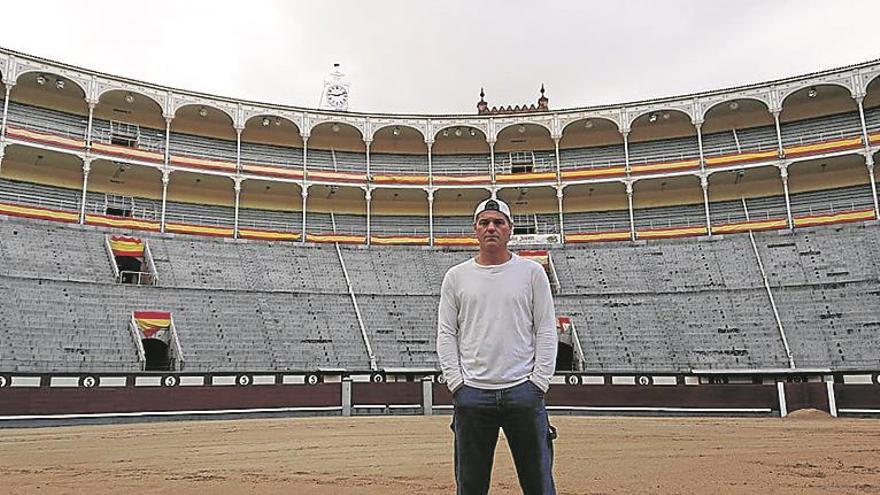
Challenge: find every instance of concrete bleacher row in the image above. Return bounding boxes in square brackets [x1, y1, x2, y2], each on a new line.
[1, 214, 879, 374]
[5, 100, 878, 174]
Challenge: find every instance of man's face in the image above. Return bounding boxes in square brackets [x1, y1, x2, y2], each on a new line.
[474, 210, 512, 250]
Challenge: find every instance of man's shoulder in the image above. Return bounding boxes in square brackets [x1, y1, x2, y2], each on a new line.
[444, 257, 475, 277]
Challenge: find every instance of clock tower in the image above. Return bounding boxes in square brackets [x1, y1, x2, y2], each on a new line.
[320, 63, 351, 111]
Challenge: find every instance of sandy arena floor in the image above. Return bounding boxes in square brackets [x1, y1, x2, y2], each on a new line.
[0, 412, 878, 494]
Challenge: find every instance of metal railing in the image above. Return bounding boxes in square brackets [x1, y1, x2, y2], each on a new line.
[118, 270, 156, 286]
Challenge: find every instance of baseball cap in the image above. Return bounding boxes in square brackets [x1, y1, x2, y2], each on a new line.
[473, 198, 512, 223]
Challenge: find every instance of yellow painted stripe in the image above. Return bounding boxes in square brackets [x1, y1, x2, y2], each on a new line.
[712, 218, 788, 234]
[238, 229, 301, 241]
[307, 170, 367, 182]
[561, 166, 626, 180]
[241, 164, 304, 179]
[564, 231, 631, 243]
[0, 202, 79, 222]
[637, 226, 707, 239]
[705, 150, 777, 166]
[171, 155, 237, 172]
[495, 171, 557, 183]
[370, 236, 430, 245]
[372, 175, 430, 185]
[91, 143, 164, 162]
[86, 214, 160, 230]
[630, 159, 700, 175]
[434, 236, 479, 246]
[784, 136, 862, 155]
[6, 127, 85, 149]
[307, 233, 366, 243]
[165, 223, 234, 237]
[432, 175, 492, 185]
[869, 132, 880, 144]
[794, 209, 875, 227]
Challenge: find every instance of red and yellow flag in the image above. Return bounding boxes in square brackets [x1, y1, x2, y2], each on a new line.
[110, 235, 144, 257]
[518, 250, 549, 268]
[134, 311, 171, 340]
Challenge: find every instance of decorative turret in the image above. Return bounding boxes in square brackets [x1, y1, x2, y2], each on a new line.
[477, 85, 550, 115]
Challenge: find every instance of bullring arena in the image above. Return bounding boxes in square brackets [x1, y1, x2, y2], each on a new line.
[1, 37, 880, 494]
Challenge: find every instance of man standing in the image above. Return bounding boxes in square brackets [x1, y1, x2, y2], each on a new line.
[437, 198, 558, 495]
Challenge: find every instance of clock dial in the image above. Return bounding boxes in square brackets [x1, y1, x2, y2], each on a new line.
[327, 84, 348, 109]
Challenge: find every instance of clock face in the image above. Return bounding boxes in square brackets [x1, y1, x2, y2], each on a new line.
[327, 84, 348, 109]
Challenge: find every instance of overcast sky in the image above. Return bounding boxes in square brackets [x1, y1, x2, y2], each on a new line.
[1, 1, 879, 114]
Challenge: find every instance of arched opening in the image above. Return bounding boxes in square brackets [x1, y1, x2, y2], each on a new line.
[371, 125, 427, 175]
[142, 338, 171, 371]
[308, 121, 366, 173]
[496, 185, 558, 235]
[559, 117, 624, 170]
[7, 71, 88, 145]
[241, 114, 303, 169]
[632, 175, 704, 231]
[495, 123, 554, 174]
[432, 126, 490, 177]
[629, 109, 698, 168]
[702, 98, 774, 159]
[779, 84, 860, 151]
[94, 89, 165, 152]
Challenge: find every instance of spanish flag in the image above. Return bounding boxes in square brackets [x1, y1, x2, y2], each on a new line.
[110, 235, 145, 257]
[518, 250, 549, 268]
[134, 311, 172, 341]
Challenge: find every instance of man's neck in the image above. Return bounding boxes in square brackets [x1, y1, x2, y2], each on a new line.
[475, 248, 512, 266]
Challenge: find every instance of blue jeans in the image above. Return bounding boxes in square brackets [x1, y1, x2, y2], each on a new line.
[452, 381, 557, 495]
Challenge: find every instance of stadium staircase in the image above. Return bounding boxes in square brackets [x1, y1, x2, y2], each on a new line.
[331, 211, 378, 371]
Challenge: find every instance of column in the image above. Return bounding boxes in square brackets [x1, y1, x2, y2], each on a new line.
[780, 165, 794, 230]
[79, 158, 92, 224]
[301, 186, 308, 243]
[364, 139, 372, 179]
[301, 134, 309, 181]
[365, 187, 372, 246]
[235, 126, 243, 173]
[160, 170, 170, 233]
[233, 177, 242, 239]
[626, 180, 636, 241]
[85, 100, 96, 149]
[426, 140, 433, 187]
[0, 83, 13, 140]
[488, 139, 496, 183]
[694, 120, 705, 170]
[855, 95, 871, 150]
[553, 136, 562, 183]
[701, 174, 712, 236]
[0, 144, 5, 175]
[428, 188, 435, 246]
[867, 155, 879, 220]
[772, 109, 784, 158]
[622, 129, 631, 173]
[163, 115, 173, 169]
[556, 186, 565, 244]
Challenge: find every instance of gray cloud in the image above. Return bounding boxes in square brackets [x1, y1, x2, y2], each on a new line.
[1, 0, 878, 114]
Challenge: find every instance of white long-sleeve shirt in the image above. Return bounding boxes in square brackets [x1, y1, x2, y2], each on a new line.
[436, 253, 558, 393]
